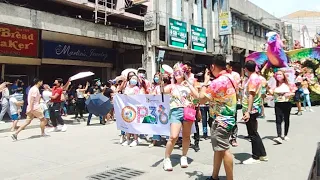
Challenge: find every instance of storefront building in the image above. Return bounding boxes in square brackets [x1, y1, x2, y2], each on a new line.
[0, 23, 40, 84]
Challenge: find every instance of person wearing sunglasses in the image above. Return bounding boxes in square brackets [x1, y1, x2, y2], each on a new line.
[163, 62, 199, 171]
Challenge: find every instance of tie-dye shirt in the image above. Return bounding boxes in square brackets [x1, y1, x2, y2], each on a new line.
[242, 73, 262, 114]
[204, 71, 237, 130]
[169, 84, 192, 109]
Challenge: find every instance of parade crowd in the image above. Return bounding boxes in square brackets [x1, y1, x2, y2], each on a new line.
[0, 54, 319, 180]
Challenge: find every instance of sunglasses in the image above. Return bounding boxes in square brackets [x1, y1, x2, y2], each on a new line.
[173, 71, 183, 76]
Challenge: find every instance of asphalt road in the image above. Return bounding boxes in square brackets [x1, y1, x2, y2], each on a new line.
[0, 106, 319, 180]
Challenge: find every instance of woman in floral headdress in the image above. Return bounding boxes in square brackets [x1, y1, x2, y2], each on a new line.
[163, 62, 199, 171]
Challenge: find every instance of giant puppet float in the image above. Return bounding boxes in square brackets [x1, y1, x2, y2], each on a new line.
[246, 32, 320, 103]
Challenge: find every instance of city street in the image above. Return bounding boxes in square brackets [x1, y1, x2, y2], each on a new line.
[0, 106, 319, 180]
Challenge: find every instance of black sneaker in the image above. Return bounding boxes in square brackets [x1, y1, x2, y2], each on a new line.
[194, 143, 200, 152]
[203, 135, 208, 140]
[11, 134, 17, 141]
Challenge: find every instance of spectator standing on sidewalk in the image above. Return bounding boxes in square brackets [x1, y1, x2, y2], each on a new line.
[0, 81, 11, 123]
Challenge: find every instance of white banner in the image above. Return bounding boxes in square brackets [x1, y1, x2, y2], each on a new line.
[114, 94, 195, 136]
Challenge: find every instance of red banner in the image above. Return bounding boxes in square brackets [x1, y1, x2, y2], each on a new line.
[0, 24, 38, 57]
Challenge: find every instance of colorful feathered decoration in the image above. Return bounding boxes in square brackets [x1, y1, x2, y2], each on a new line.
[266, 32, 289, 68]
[246, 32, 320, 70]
[286, 47, 320, 61]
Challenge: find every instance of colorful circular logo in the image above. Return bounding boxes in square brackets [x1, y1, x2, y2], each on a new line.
[159, 113, 169, 124]
[121, 106, 136, 123]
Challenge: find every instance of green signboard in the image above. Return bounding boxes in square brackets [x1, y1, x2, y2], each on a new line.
[168, 18, 188, 49]
[191, 25, 207, 53]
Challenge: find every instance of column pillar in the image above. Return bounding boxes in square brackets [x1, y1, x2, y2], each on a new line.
[1, 64, 5, 80]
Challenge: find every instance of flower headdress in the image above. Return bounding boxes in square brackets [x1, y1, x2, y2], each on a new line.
[173, 62, 188, 73]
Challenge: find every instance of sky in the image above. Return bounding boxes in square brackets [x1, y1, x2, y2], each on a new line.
[249, 0, 320, 17]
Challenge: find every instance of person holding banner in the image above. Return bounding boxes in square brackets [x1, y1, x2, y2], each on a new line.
[121, 74, 144, 147]
[149, 72, 162, 148]
[199, 56, 236, 180]
[163, 63, 199, 171]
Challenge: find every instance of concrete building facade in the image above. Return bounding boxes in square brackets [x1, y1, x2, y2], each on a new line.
[0, 0, 281, 82]
[282, 11, 320, 48]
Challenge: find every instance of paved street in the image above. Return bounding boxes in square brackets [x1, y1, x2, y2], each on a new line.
[0, 106, 319, 180]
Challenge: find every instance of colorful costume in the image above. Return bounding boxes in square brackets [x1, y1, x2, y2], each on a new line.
[246, 32, 320, 69]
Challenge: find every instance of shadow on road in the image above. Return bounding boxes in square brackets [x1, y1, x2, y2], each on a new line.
[234, 153, 251, 164]
[185, 171, 227, 180]
[266, 120, 276, 123]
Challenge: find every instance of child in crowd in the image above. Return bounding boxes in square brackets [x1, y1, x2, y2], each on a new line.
[9, 88, 24, 131]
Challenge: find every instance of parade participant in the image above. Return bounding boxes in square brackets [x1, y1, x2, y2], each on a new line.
[11, 78, 48, 141]
[242, 60, 268, 164]
[137, 67, 151, 94]
[184, 62, 197, 85]
[149, 72, 162, 148]
[226, 63, 241, 147]
[75, 82, 89, 121]
[199, 56, 236, 180]
[258, 72, 267, 119]
[302, 78, 314, 112]
[48, 78, 70, 132]
[163, 62, 199, 171]
[269, 70, 295, 144]
[121, 74, 141, 147]
[294, 82, 304, 116]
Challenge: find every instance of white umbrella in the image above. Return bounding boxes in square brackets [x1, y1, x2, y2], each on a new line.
[70, 71, 95, 81]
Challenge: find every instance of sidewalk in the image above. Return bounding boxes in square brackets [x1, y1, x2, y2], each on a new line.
[0, 114, 98, 133]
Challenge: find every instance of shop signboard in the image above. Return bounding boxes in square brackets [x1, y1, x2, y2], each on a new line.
[191, 25, 207, 53]
[168, 18, 188, 49]
[42, 41, 116, 62]
[219, 11, 232, 35]
[0, 24, 39, 57]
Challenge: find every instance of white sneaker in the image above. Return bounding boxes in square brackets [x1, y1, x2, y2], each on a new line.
[47, 127, 60, 133]
[148, 143, 154, 148]
[309, 109, 314, 112]
[61, 125, 67, 132]
[180, 156, 189, 168]
[0, 121, 5, 124]
[163, 158, 173, 171]
[129, 140, 138, 147]
[119, 136, 125, 144]
[284, 136, 290, 141]
[243, 157, 261, 165]
[273, 137, 283, 144]
[137, 137, 143, 144]
[122, 140, 130, 146]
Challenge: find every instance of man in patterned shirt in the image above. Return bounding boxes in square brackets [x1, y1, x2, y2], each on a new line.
[242, 60, 268, 165]
[200, 55, 236, 180]
[226, 63, 241, 147]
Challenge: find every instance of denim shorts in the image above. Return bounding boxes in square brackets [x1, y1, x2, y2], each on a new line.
[43, 109, 50, 119]
[11, 114, 19, 121]
[169, 107, 185, 124]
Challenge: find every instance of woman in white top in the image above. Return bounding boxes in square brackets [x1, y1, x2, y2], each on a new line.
[75, 82, 89, 120]
[0, 84, 11, 123]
